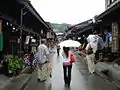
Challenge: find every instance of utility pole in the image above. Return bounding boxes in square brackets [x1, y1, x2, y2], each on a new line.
[20, 7, 25, 57]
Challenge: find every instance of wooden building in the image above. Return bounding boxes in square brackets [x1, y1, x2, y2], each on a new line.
[66, 19, 94, 44]
[96, 1, 120, 57]
[0, 0, 52, 56]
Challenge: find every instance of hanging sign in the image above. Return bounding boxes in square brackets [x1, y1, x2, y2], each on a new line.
[0, 20, 2, 34]
[25, 36, 30, 44]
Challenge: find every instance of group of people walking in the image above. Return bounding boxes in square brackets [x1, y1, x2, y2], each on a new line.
[35, 39, 75, 87]
[35, 37, 103, 88]
[35, 38, 98, 87]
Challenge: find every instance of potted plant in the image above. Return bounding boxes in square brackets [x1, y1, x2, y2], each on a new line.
[4, 55, 23, 76]
[13, 56, 22, 75]
[4, 55, 14, 76]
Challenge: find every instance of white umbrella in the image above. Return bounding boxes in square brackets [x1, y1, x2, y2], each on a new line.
[87, 34, 104, 51]
[87, 35, 98, 43]
[59, 40, 81, 47]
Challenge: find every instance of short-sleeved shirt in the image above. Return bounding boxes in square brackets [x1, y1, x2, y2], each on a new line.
[37, 44, 49, 64]
[62, 51, 72, 63]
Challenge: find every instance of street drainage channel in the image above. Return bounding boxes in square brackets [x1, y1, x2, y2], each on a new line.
[101, 69, 109, 76]
[101, 70, 120, 89]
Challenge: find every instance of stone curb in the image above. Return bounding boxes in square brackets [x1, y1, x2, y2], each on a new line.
[95, 68, 120, 88]
[75, 51, 120, 88]
[20, 69, 35, 90]
[0, 67, 33, 90]
[0, 77, 15, 89]
[20, 74, 32, 90]
[95, 68, 109, 80]
[0, 71, 34, 90]
[95, 62, 120, 88]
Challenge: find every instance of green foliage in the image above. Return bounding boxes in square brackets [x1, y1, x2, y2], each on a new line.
[5, 55, 23, 71]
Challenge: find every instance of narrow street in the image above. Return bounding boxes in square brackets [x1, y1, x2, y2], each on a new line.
[24, 49, 119, 90]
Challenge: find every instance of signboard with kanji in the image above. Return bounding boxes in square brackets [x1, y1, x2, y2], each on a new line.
[112, 22, 119, 53]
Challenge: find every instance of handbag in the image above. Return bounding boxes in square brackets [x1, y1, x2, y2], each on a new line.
[63, 61, 71, 66]
[63, 58, 71, 66]
[70, 52, 75, 63]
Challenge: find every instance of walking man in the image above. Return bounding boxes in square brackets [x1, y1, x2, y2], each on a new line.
[37, 39, 51, 82]
[57, 45, 60, 56]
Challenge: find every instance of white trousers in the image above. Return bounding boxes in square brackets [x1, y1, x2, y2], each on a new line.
[86, 54, 95, 73]
[37, 62, 52, 81]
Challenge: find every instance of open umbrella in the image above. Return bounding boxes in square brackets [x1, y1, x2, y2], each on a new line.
[58, 40, 81, 47]
[87, 34, 104, 51]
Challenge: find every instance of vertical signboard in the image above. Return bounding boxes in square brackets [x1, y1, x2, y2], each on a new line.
[112, 22, 119, 53]
[0, 20, 2, 34]
[0, 20, 3, 51]
[47, 32, 49, 39]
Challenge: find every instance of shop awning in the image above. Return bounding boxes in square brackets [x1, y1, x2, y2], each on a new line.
[76, 23, 94, 36]
[96, 2, 120, 20]
[17, 0, 49, 29]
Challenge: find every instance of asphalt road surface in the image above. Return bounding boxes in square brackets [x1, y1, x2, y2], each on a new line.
[24, 49, 119, 90]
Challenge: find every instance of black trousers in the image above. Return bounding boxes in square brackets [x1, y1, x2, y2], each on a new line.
[57, 49, 59, 56]
[63, 65, 72, 85]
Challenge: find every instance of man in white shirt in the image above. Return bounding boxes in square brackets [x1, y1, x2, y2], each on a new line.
[37, 39, 50, 82]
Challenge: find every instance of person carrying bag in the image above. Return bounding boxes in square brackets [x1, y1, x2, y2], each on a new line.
[62, 47, 75, 87]
[85, 43, 95, 74]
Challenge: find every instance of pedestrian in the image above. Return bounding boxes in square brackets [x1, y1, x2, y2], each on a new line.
[93, 31, 104, 61]
[85, 43, 95, 74]
[32, 50, 38, 68]
[57, 45, 60, 56]
[29, 52, 34, 69]
[62, 47, 75, 87]
[37, 39, 51, 82]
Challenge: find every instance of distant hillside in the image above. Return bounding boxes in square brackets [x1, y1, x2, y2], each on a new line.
[50, 23, 70, 33]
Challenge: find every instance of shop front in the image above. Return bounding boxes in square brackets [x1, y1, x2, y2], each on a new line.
[96, 2, 120, 62]
[0, 0, 51, 76]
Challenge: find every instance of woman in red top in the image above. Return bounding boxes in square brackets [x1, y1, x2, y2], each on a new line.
[62, 47, 75, 87]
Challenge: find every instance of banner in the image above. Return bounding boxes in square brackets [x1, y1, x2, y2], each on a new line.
[0, 21, 3, 51]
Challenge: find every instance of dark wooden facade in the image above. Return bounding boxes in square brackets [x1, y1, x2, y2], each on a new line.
[96, 1, 120, 55]
[0, 0, 53, 56]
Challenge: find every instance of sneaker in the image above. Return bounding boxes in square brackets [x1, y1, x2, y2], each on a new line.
[50, 74, 52, 77]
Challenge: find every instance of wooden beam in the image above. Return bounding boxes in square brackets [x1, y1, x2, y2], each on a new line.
[0, 15, 40, 36]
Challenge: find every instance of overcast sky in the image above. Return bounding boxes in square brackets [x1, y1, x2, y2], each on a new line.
[30, 0, 105, 25]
